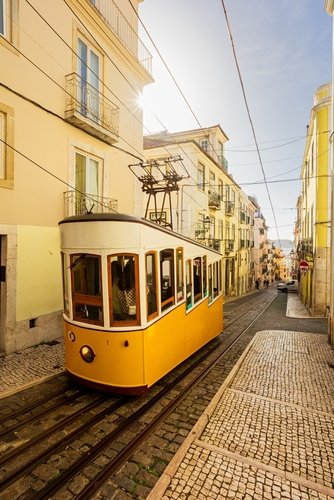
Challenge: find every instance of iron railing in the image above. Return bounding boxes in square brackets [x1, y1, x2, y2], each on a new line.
[89, 0, 152, 76]
[64, 191, 118, 217]
[65, 72, 119, 137]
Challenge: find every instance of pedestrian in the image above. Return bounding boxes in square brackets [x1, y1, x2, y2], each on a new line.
[255, 279, 260, 290]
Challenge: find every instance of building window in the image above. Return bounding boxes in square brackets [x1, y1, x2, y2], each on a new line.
[77, 38, 100, 122]
[209, 170, 215, 190]
[200, 139, 208, 152]
[74, 151, 102, 213]
[0, 104, 14, 189]
[0, 0, 6, 37]
[0, 111, 5, 179]
[0, 0, 19, 45]
[198, 162, 205, 191]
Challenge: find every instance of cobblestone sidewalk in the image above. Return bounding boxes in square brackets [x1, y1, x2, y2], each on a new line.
[0, 338, 64, 398]
[149, 330, 334, 499]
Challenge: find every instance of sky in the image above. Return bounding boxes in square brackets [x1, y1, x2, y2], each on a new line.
[138, 0, 332, 243]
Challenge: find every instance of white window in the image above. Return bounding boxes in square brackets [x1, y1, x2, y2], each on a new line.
[74, 152, 102, 213]
[200, 139, 208, 152]
[197, 163, 205, 191]
[209, 171, 215, 190]
[0, 103, 14, 189]
[0, 0, 7, 37]
[0, 111, 5, 179]
[77, 38, 100, 121]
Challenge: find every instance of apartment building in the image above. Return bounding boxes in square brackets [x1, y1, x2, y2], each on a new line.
[143, 125, 256, 298]
[0, 0, 153, 353]
[295, 83, 331, 316]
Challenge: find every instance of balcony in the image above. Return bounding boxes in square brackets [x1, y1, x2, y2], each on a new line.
[65, 73, 119, 144]
[225, 239, 234, 253]
[218, 155, 228, 171]
[208, 238, 221, 252]
[225, 201, 234, 216]
[239, 211, 246, 224]
[195, 225, 206, 240]
[208, 191, 220, 210]
[64, 191, 118, 217]
[89, 0, 152, 77]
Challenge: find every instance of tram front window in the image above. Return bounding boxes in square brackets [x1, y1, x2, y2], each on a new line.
[71, 254, 103, 325]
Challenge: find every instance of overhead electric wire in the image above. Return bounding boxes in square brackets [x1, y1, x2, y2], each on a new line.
[221, 0, 283, 247]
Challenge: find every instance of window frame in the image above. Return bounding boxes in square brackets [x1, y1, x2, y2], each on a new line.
[108, 253, 140, 326]
[160, 248, 175, 312]
[197, 162, 205, 191]
[70, 253, 104, 326]
[176, 247, 184, 302]
[0, 103, 14, 189]
[145, 251, 159, 322]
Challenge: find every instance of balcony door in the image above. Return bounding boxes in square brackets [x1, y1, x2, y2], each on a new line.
[78, 38, 100, 121]
[75, 152, 100, 214]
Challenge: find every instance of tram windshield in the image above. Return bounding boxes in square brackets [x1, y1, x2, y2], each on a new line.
[70, 254, 103, 325]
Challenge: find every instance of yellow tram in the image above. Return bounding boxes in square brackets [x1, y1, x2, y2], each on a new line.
[59, 213, 224, 394]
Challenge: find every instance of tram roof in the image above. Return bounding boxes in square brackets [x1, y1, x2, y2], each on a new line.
[59, 213, 222, 255]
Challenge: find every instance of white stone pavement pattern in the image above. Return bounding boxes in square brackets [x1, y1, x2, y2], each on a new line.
[148, 330, 334, 500]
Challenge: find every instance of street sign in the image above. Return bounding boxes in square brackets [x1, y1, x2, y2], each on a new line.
[299, 260, 309, 271]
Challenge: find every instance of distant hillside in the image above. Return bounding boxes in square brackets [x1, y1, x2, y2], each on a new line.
[273, 239, 292, 249]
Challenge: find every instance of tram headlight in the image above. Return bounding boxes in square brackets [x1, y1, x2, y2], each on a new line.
[80, 345, 95, 363]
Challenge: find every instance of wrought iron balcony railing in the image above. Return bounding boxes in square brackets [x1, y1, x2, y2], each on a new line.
[225, 201, 234, 216]
[208, 191, 220, 210]
[225, 239, 234, 252]
[208, 238, 221, 251]
[89, 0, 152, 76]
[65, 73, 119, 144]
[64, 191, 118, 217]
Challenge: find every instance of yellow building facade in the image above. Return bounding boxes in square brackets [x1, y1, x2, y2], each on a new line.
[143, 125, 257, 299]
[296, 83, 331, 316]
[0, 0, 153, 353]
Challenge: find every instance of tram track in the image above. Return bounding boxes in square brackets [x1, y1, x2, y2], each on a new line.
[0, 289, 277, 499]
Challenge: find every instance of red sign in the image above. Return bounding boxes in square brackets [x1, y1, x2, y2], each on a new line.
[299, 260, 309, 270]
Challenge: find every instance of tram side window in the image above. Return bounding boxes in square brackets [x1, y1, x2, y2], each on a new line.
[160, 249, 174, 312]
[208, 264, 213, 303]
[61, 252, 69, 317]
[186, 259, 192, 310]
[193, 257, 202, 304]
[71, 254, 103, 325]
[218, 259, 222, 293]
[213, 261, 219, 298]
[176, 247, 184, 302]
[109, 254, 139, 324]
[203, 255, 207, 297]
[146, 252, 158, 320]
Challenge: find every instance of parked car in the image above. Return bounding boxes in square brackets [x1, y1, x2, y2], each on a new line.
[276, 279, 298, 292]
